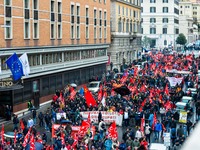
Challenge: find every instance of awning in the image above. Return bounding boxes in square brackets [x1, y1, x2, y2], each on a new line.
[0, 85, 24, 91]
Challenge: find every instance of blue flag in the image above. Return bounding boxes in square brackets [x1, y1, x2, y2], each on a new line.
[6, 53, 23, 81]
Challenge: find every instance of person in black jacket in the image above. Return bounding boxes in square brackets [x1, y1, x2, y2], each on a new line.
[12, 114, 19, 131]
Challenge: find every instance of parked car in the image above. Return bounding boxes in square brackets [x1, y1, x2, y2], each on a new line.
[88, 81, 102, 93]
[194, 40, 200, 50]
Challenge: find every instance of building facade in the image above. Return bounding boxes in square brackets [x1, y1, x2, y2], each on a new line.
[109, 0, 142, 71]
[0, 0, 110, 116]
[141, 0, 179, 49]
[179, 1, 199, 42]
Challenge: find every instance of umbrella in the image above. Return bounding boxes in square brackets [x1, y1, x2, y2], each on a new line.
[114, 85, 131, 96]
[25, 142, 43, 150]
[61, 120, 72, 124]
[70, 83, 77, 88]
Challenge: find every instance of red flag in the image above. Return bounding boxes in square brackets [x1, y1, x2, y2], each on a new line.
[111, 88, 115, 96]
[84, 86, 97, 107]
[70, 88, 77, 100]
[61, 132, 65, 145]
[30, 134, 35, 150]
[14, 130, 17, 145]
[165, 100, 172, 111]
[20, 119, 25, 130]
[59, 92, 65, 103]
[72, 134, 78, 149]
[120, 75, 128, 84]
[164, 84, 170, 96]
[140, 115, 145, 134]
[152, 112, 157, 130]
[87, 113, 91, 125]
[22, 128, 31, 147]
[140, 84, 146, 93]
[98, 85, 103, 101]
[108, 121, 118, 139]
[78, 120, 90, 137]
[1, 124, 4, 145]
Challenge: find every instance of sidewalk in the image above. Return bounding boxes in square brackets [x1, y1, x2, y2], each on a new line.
[3, 101, 52, 137]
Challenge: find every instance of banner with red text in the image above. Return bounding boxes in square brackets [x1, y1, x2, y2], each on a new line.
[80, 111, 123, 126]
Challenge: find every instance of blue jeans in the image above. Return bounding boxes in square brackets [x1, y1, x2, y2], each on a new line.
[154, 131, 160, 141]
[33, 118, 36, 125]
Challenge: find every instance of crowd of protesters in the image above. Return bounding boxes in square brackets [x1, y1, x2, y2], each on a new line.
[0, 51, 199, 150]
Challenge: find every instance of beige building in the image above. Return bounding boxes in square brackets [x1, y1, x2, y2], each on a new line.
[109, 0, 142, 71]
[179, 0, 200, 40]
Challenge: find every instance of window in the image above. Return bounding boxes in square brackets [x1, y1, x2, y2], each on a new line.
[163, 7, 168, 13]
[71, 25, 75, 39]
[86, 26, 89, 39]
[164, 40, 167, 46]
[99, 27, 102, 38]
[51, 23, 55, 39]
[150, 0, 156, 3]
[150, 28, 156, 34]
[150, 18, 156, 23]
[57, 24, 62, 39]
[118, 5, 120, 14]
[175, 28, 179, 34]
[24, 0, 30, 19]
[33, 0, 38, 20]
[104, 11, 106, 26]
[50, 0, 55, 22]
[86, 7, 89, 25]
[126, 20, 129, 32]
[5, 0, 12, 18]
[5, 20, 11, 39]
[94, 27, 97, 39]
[163, 0, 168, 3]
[163, 28, 167, 34]
[33, 22, 38, 39]
[76, 25, 80, 39]
[162, 18, 168, 23]
[174, 19, 179, 24]
[99, 10, 102, 26]
[71, 5, 74, 23]
[58, 2, 62, 22]
[141, 28, 143, 34]
[94, 9, 97, 26]
[150, 7, 156, 13]
[77, 6, 80, 24]
[104, 27, 106, 38]
[24, 21, 30, 39]
[118, 19, 121, 32]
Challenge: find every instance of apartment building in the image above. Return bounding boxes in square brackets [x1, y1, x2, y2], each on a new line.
[141, 0, 179, 49]
[179, 1, 199, 42]
[109, 0, 142, 71]
[0, 0, 110, 116]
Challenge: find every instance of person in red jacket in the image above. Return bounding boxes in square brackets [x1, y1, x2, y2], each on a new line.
[140, 137, 148, 150]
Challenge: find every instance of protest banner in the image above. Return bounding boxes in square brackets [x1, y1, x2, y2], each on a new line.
[80, 111, 123, 126]
[56, 112, 66, 120]
[179, 111, 187, 123]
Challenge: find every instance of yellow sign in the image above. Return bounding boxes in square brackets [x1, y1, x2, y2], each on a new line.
[179, 111, 187, 123]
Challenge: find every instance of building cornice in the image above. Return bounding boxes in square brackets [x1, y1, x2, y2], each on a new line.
[113, 0, 141, 9]
[0, 44, 110, 56]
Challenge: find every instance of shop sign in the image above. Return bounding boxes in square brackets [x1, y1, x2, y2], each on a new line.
[0, 80, 13, 87]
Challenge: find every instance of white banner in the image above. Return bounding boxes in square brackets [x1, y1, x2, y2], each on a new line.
[56, 112, 66, 120]
[80, 111, 123, 126]
[166, 77, 183, 87]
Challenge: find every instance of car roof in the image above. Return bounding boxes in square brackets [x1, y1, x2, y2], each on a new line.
[89, 81, 101, 84]
[176, 102, 187, 106]
[182, 96, 193, 100]
[187, 88, 197, 92]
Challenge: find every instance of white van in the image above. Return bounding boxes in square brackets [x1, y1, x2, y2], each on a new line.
[88, 81, 101, 93]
